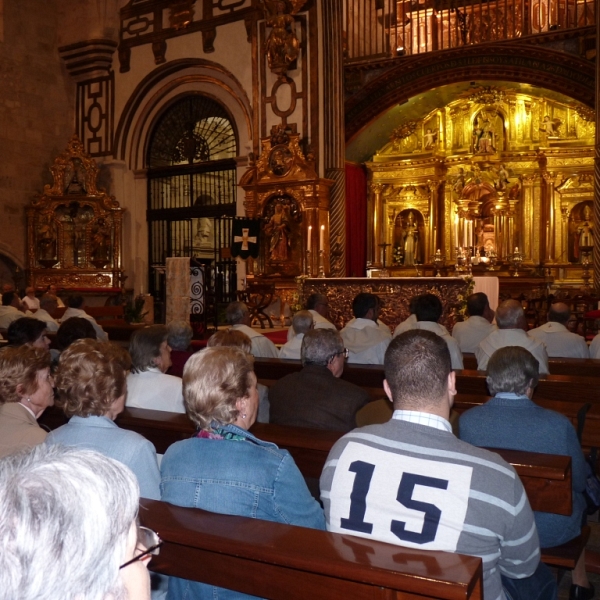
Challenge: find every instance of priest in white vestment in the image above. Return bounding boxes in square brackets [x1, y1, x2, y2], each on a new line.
[226, 301, 279, 358]
[340, 293, 391, 365]
[452, 292, 496, 353]
[476, 299, 549, 373]
[528, 303, 589, 359]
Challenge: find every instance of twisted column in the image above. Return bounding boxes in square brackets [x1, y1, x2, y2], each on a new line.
[322, 0, 346, 276]
[594, 4, 600, 290]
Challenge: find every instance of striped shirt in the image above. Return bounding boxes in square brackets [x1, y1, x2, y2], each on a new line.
[320, 419, 540, 600]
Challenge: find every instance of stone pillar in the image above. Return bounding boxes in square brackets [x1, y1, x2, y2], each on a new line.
[322, 0, 346, 276]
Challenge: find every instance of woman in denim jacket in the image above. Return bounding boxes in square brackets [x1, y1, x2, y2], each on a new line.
[161, 346, 326, 600]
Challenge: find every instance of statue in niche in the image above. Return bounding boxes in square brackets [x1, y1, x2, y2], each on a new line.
[567, 203, 593, 263]
[423, 128, 437, 149]
[452, 168, 466, 197]
[398, 211, 420, 266]
[265, 202, 291, 261]
[541, 115, 562, 138]
[575, 204, 593, 262]
[37, 214, 57, 263]
[91, 218, 111, 265]
[476, 120, 496, 154]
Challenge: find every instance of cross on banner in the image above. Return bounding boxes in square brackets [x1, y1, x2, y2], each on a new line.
[231, 218, 260, 259]
[234, 228, 257, 251]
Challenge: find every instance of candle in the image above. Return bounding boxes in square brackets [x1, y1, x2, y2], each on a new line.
[454, 216, 458, 248]
[307, 226, 312, 253]
[320, 225, 325, 252]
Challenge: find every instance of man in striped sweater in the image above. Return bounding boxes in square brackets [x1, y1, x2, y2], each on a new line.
[320, 330, 557, 600]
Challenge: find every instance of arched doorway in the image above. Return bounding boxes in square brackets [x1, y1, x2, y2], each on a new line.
[146, 94, 238, 322]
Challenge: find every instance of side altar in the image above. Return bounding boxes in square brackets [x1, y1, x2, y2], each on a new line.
[298, 277, 470, 331]
[26, 135, 124, 294]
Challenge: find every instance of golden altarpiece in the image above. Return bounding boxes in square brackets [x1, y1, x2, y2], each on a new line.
[239, 125, 333, 286]
[26, 136, 124, 292]
[367, 86, 595, 290]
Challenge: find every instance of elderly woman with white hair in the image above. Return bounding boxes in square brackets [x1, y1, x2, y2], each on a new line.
[0, 444, 155, 600]
[160, 345, 325, 600]
[126, 325, 185, 413]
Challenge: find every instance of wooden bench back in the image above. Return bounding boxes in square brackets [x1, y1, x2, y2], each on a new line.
[38, 406, 572, 516]
[139, 498, 484, 600]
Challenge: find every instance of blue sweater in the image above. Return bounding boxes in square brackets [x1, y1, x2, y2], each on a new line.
[458, 393, 586, 547]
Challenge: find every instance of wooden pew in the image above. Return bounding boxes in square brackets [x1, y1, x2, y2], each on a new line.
[39, 405, 582, 568]
[139, 498, 484, 600]
[255, 359, 600, 407]
[463, 353, 600, 378]
[39, 405, 574, 516]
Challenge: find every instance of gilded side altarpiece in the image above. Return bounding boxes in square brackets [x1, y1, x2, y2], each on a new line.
[239, 126, 333, 279]
[366, 86, 595, 288]
[26, 135, 124, 291]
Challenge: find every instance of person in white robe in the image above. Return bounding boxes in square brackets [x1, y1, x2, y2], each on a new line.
[476, 299, 549, 373]
[528, 303, 589, 359]
[226, 301, 279, 359]
[452, 292, 496, 353]
[340, 293, 391, 365]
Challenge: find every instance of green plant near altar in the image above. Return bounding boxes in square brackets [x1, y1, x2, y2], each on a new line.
[124, 294, 148, 324]
[455, 275, 475, 319]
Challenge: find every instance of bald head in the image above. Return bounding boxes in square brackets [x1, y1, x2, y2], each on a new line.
[548, 302, 570, 325]
[495, 299, 527, 331]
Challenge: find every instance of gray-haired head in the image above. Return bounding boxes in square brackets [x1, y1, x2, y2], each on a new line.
[548, 302, 570, 325]
[225, 302, 249, 325]
[0, 445, 139, 600]
[39, 294, 58, 313]
[167, 320, 194, 351]
[301, 329, 344, 367]
[495, 299, 526, 330]
[129, 324, 168, 373]
[292, 310, 313, 335]
[486, 346, 539, 395]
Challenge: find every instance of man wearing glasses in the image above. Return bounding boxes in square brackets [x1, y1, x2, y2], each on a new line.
[270, 328, 370, 433]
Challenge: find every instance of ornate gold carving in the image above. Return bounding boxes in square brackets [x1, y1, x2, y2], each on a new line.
[169, 0, 195, 30]
[298, 277, 468, 331]
[27, 136, 124, 291]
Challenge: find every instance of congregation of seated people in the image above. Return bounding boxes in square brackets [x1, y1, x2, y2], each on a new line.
[2, 287, 600, 600]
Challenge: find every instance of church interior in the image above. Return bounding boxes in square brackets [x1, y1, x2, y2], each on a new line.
[3, 2, 600, 598]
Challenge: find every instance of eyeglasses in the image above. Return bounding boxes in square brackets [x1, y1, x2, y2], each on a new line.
[119, 526, 162, 569]
[334, 348, 349, 359]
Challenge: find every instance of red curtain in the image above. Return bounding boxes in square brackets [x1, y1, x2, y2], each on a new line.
[345, 162, 367, 277]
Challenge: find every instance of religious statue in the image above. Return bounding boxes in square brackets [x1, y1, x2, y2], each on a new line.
[478, 121, 496, 153]
[37, 214, 57, 262]
[452, 168, 466, 197]
[402, 211, 420, 266]
[91, 217, 111, 265]
[574, 204, 593, 262]
[265, 202, 291, 261]
[424, 128, 437, 149]
[541, 115, 562, 137]
[262, 0, 306, 76]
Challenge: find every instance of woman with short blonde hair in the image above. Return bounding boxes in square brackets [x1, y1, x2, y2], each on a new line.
[0, 345, 54, 459]
[161, 345, 325, 600]
[46, 339, 160, 500]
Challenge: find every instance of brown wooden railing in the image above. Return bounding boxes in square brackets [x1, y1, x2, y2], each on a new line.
[343, 0, 596, 63]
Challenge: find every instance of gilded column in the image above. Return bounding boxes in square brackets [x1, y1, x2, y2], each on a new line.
[322, 0, 346, 276]
[543, 172, 556, 262]
[371, 184, 384, 267]
[594, 5, 600, 289]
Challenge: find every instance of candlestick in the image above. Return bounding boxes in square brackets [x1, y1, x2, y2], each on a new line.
[307, 225, 312, 253]
[320, 225, 325, 252]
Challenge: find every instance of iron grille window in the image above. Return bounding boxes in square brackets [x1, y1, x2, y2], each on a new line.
[147, 95, 238, 325]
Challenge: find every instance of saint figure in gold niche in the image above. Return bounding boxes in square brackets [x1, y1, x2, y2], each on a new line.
[265, 203, 291, 262]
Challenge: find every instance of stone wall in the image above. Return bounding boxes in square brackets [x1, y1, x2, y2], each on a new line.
[0, 0, 74, 278]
